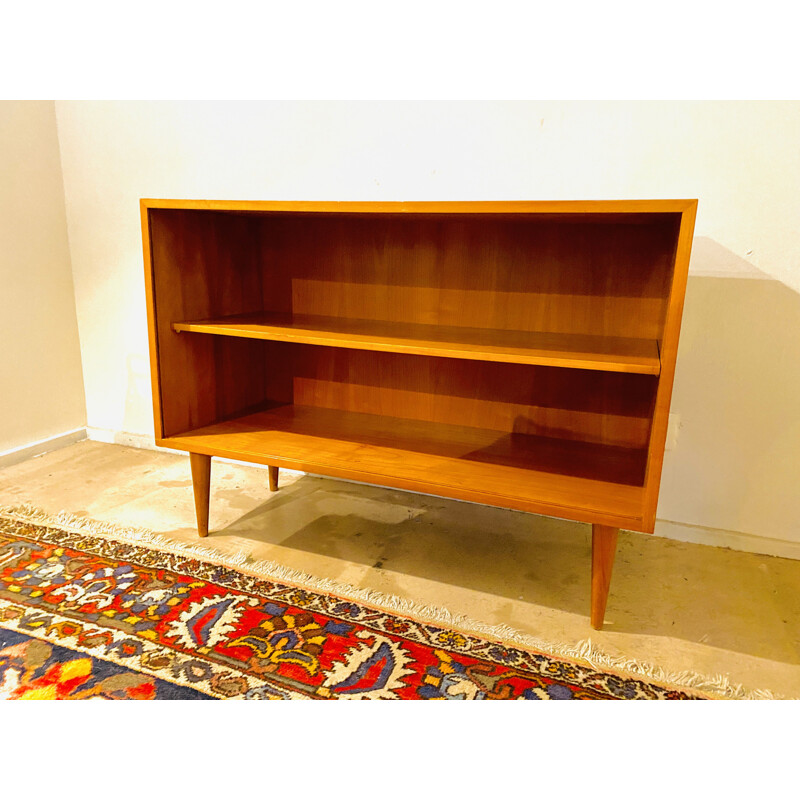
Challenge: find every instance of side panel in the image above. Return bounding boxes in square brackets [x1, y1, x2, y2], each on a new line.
[642, 202, 698, 531]
[140, 201, 163, 439]
[146, 209, 268, 437]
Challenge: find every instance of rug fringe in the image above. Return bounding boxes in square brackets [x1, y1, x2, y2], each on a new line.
[0, 503, 783, 700]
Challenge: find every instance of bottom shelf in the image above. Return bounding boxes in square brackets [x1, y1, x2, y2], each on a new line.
[165, 405, 648, 527]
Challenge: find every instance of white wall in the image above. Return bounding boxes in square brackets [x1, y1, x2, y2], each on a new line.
[0, 101, 85, 458]
[54, 101, 800, 550]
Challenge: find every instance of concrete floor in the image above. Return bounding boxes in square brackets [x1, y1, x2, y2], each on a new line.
[1, 439, 798, 697]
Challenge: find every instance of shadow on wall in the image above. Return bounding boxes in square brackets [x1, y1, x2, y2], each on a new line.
[658, 237, 800, 544]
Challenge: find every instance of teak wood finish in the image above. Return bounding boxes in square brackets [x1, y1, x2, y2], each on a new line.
[591, 524, 619, 630]
[173, 313, 661, 374]
[141, 199, 697, 629]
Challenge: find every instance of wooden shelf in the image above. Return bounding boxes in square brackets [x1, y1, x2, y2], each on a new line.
[143, 199, 698, 627]
[165, 404, 647, 527]
[172, 312, 661, 375]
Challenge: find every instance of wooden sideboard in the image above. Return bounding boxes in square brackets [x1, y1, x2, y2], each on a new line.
[141, 199, 697, 628]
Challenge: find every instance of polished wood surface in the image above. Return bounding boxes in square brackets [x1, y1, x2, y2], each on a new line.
[142, 198, 697, 215]
[146, 208, 267, 437]
[173, 312, 661, 374]
[190, 452, 211, 538]
[261, 214, 677, 342]
[141, 203, 162, 439]
[276, 345, 656, 450]
[591, 524, 619, 629]
[268, 465, 279, 492]
[165, 405, 648, 528]
[642, 200, 698, 530]
[141, 198, 696, 622]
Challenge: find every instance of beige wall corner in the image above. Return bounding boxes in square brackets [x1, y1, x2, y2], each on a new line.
[0, 101, 86, 454]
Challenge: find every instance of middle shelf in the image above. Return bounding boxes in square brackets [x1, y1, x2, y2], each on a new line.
[172, 312, 661, 374]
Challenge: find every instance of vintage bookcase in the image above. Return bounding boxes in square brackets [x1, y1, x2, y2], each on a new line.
[141, 199, 697, 628]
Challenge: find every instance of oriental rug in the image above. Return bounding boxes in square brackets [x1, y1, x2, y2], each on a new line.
[0, 506, 753, 700]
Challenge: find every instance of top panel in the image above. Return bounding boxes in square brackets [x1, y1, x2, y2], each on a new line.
[141, 198, 697, 217]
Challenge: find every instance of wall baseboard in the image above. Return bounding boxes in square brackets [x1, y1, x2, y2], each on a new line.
[86, 427, 174, 453]
[650, 519, 800, 561]
[85, 427, 304, 476]
[84, 427, 799, 561]
[0, 428, 88, 470]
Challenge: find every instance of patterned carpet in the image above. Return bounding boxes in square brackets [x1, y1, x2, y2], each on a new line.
[0, 507, 709, 700]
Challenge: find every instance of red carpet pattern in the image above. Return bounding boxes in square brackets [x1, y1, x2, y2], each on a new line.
[0, 514, 704, 699]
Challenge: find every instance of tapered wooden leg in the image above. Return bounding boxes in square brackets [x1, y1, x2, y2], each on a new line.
[190, 453, 211, 538]
[268, 465, 279, 492]
[591, 524, 619, 630]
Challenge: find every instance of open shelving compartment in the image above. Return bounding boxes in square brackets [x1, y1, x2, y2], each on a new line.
[142, 200, 696, 627]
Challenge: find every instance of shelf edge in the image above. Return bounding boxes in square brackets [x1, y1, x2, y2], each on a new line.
[172, 320, 661, 376]
[159, 435, 647, 531]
